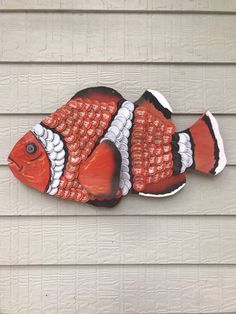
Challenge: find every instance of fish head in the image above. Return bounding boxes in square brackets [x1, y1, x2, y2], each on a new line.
[7, 86, 126, 207]
[8, 130, 51, 192]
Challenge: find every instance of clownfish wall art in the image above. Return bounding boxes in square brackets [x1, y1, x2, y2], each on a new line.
[8, 87, 227, 207]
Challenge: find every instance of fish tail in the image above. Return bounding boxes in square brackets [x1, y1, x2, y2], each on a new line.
[173, 111, 226, 175]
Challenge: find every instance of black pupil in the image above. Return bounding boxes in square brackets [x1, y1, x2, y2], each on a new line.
[26, 143, 36, 154]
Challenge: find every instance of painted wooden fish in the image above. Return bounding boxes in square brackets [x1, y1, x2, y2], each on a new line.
[8, 86, 226, 207]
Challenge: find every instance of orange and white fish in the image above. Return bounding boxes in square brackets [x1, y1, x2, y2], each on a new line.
[8, 86, 226, 207]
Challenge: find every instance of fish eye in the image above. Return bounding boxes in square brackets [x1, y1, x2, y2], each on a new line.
[26, 143, 37, 154]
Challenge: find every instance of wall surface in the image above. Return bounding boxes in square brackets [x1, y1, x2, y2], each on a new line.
[0, 1, 235, 313]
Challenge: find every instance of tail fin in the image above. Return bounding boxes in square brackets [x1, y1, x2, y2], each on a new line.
[173, 111, 226, 175]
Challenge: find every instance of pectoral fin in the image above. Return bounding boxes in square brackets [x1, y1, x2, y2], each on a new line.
[79, 140, 121, 198]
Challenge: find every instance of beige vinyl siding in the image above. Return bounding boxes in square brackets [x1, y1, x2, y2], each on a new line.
[1, 216, 236, 265]
[0, 13, 235, 63]
[0, 1, 235, 313]
[0, 64, 236, 114]
[1, 265, 236, 314]
[0, 0, 236, 12]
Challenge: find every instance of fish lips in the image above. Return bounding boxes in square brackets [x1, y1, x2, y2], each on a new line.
[8, 154, 23, 181]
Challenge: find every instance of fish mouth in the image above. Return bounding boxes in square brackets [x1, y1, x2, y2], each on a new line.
[8, 157, 22, 172]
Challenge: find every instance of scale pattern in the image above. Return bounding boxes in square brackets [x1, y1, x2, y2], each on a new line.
[177, 132, 193, 173]
[42, 97, 117, 202]
[131, 103, 176, 192]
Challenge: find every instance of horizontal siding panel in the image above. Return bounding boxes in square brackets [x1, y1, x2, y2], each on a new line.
[0, 166, 235, 216]
[0, 0, 236, 12]
[1, 265, 236, 314]
[1, 114, 234, 164]
[0, 13, 235, 62]
[0, 63, 236, 114]
[1, 216, 236, 264]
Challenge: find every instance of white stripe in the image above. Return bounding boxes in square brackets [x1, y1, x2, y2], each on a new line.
[178, 132, 193, 173]
[206, 111, 227, 175]
[101, 101, 134, 196]
[139, 183, 186, 198]
[32, 124, 65, 195]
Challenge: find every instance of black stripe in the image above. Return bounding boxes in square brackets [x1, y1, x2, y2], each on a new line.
[171, 133, 182, 175]
[202, 114, 219, 174]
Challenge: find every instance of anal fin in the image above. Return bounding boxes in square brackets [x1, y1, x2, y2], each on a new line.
[139, 173, 186, 198]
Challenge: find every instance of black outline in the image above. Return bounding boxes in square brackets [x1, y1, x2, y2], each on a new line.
[71, 86, 124, 101]
[139, 90, 172, 119]
[105, 140, 122, 197]
[202, 114, 220, 174]
[142, 179, 186, 197]
[88, 197, 121, 208]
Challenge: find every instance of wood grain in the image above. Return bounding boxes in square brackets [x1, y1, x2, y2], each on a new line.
[0, 63, 236, 113]
[0, 0, 236, 12]
[0, 13, 235, 62]
[0, 166, 235, 216]
[1, 216, 236, 265]
[1, 114, 234, 165]
[1, 265, 236, 314]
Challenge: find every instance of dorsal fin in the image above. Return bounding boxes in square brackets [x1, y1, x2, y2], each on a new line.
[79, 140, 121, 198]
[135, 89, 173, 119]
[71, 86, 124, 104]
